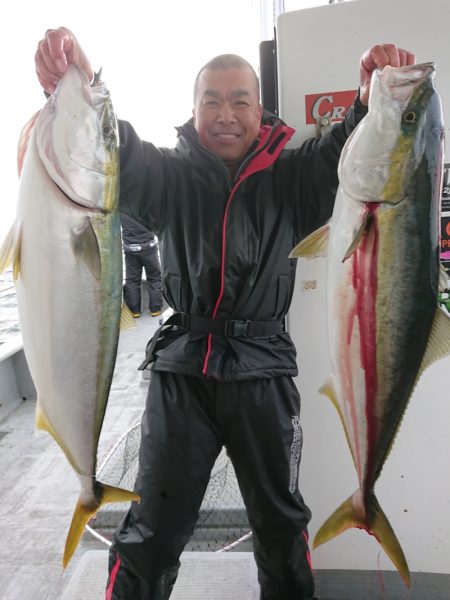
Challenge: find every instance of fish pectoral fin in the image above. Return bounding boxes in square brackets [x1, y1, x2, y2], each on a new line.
[314, 491, 410, 588]
[289, 221, 330, 258]
[63, 483, 140, 568]
[342, 211, 371, 262]
[70, 218, 101, 281]
[0, 221, 22, 279]
[120, 302, 137, 331]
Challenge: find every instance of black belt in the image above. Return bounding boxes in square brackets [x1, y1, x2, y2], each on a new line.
[169, 312, 284, 337]
[138, 312, 284, 370]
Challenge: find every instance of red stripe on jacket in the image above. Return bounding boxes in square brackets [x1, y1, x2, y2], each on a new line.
[202, 122, 295, 376]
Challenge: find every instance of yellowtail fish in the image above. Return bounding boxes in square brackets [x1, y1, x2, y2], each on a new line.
[291, 62, 450, 586]
[0, 65, 138, 567]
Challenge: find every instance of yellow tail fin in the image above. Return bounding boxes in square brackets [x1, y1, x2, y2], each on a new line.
[63, 483, 140, 568]
[313, 490, 410, 587]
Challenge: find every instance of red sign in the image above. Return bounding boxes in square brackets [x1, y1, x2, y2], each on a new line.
[305, 90, 358, 125]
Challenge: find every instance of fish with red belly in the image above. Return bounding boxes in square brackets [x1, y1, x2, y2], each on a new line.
[291, 62, 450, 586]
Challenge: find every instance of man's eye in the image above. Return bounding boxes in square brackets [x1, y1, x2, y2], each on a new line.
[205, 101, 219, 107]
[235, 101, 250, 107]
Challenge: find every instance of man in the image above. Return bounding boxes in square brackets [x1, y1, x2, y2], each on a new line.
[121, 213, 163, 318]
[35, 28, 415, 600]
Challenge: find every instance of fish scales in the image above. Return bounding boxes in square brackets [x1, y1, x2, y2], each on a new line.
[291, 62, 450, 586]
[0, 65, 138, 567]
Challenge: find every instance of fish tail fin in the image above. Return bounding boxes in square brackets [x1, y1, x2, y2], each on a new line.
[369, 494, 411, 587]
[63, 483, 140, 568]
[313, 491, 410, 587]
[63, 498, 99, 569]
[101, 483, 141, 505]
[0, 221, 21, 279]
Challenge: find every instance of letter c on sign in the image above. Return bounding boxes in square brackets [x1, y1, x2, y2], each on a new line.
[311, 95, 333, 119]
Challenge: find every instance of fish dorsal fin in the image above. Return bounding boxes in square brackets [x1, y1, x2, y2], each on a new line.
[418, 307, 450, 376]
[70, 218, 101, 281]
[343, 211, 372, 262]
[289, 221, 330, 258]
[120, 302, 137, 331]
[0, 221, 22, 280]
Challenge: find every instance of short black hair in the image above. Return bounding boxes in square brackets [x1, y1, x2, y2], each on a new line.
[193, 54, 260, 103]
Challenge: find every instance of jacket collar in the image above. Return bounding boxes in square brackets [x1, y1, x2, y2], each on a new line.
[175, 110, 295, 185]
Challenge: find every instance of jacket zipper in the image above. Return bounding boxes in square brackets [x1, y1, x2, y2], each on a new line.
[202, 178, 240, 375]
[201, 122, 294, 376]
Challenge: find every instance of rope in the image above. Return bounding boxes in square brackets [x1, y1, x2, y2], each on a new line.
[215, 531, 253, 553]
[84, 523, 112, 547]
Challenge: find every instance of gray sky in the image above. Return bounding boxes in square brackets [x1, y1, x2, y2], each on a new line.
[0, 0, 262, 239]
[0, 0, 325, 240]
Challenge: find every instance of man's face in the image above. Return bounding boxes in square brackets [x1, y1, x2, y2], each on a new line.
[193, 67, 263, 166]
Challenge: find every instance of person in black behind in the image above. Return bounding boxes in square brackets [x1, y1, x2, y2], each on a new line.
[121, 213, 163, 318]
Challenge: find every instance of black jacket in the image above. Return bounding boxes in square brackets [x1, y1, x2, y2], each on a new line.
[118, 100, 368, 380]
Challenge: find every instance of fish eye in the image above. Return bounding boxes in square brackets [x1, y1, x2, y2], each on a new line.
[103, 125, 113, 135]
[403, 111, 416, 124]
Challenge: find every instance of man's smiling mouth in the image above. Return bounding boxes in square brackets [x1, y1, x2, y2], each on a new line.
[214, 133, 241, 140]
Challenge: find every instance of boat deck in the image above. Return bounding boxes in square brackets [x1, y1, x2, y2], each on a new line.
[0, 310, 161, 600]
[1, 310, 450, 599]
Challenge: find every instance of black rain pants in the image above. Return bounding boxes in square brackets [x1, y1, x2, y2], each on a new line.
[123, 244, 162, 314]
[105, 371, 315, 600]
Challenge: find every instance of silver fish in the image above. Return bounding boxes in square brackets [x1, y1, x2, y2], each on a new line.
[0, 65, 138, 567]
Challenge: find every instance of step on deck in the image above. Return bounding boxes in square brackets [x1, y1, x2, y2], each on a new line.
[61, 550, 450, 600]
[61, 551, 260, 600]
